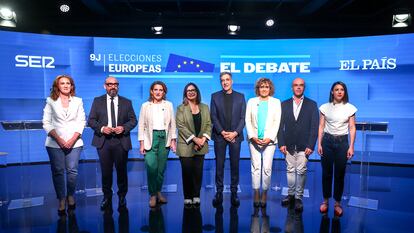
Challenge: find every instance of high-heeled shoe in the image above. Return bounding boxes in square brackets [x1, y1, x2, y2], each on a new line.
[68, 203, 76, 210]
[58, 199, 66, 216]
[58, 208, 66, 216]
[67, 196, 76, 210]
[334, 203, 343, 217]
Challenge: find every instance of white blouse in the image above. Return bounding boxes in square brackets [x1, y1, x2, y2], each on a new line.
[319, 102, 357, 136]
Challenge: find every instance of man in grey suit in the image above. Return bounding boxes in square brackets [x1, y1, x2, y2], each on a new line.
[210, 72, 246, 207]
[277, 78, 319, 212]
[88, 76, 137, 211]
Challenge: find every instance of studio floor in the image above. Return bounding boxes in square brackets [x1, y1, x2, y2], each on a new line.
[0, 159, 414, 233]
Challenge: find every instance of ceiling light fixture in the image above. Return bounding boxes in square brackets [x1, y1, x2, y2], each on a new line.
[59, 4, 70, 13]
[0, 7, 16, 28]
[227, 24, 240, 35]
[265, 18, 275, 27]
[151, 26, 163, 35]
[392, 10, 411, 28]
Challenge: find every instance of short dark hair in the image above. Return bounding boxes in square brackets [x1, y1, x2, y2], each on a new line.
[149, 81, 167, 101]
[182, 82, 201, 105]
[220, 72, 232, 79]
[329, 81, 349, 103]
[255, 77, 275, 97]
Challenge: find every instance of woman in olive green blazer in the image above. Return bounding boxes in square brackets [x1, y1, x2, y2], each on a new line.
[176, 82, 212, 208]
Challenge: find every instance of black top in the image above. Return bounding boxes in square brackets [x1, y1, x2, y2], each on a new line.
[223, 91, 233, 131]
[192, 112, 202, 137]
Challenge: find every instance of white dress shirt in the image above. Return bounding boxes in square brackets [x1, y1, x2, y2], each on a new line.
[106, 94, 119, 127]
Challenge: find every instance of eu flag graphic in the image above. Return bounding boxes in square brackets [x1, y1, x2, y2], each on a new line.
[165, 54, 215, 72]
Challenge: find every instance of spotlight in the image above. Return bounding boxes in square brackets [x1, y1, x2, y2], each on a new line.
[59, 4, 70, 13]
[227, 24, 240, 35]
[0, 7, 16, 28]
[151, 26, 163, 35]
[265, 18, 275, 27]
[392, 13, 411, 27]
[0, 7, 13, 20]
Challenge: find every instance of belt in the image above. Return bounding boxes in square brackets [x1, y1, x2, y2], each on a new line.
[323, 133, 348, 142]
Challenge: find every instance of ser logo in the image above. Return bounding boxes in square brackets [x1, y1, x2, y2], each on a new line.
[15, 55, 55, 68]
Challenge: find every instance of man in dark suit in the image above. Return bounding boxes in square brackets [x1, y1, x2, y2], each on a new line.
[210, 72, 246, 207]
[88, 76, 137, 211]
[277, 78, 319, 212]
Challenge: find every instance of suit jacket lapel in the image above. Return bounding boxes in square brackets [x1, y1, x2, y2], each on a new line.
[102, 95, 109, 125]
[217, 92, 224, 118]
[296, 98, 306, 122]
[184, 105, 196, 134]
[287, 98, 295, 121]
[117, 97, 122, 124]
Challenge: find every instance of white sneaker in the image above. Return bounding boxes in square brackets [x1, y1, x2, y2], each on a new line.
[184, 199, 193, 205]
[193, 197, 200, 204]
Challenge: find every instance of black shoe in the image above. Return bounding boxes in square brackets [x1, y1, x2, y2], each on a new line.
[100, 197, 112, 211]
[192, 197, 201, 208]
[118, 196, 127, 211]
[295, 199, 303, 212]
[231, 193, 240, 207]
[67, 203, 76, 210]
[58, 208, 66, 216]
[212, 193, 223, 207]
[281, 195, 295, 207]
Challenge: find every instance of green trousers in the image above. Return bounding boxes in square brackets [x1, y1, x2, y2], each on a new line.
[145, 130, 170, 196]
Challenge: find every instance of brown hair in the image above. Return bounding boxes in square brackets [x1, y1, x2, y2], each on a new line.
[182, 82, 201, 105]
[329, 81, 349, 103]
[49, 75, 76, 100]
[149, 81, 168, 101]
[255, 77, 275, 97]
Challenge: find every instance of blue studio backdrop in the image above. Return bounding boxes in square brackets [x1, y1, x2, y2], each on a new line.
[0, 30, 413, 164]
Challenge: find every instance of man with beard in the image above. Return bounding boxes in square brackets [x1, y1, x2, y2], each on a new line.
[88, 76, 137, 211]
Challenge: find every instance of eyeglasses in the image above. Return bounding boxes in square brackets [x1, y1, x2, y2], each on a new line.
[186, 89, 196, 93]
[105, 83, 119, 87]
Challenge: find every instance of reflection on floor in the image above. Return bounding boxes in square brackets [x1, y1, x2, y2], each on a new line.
[0, 160, 414, 233]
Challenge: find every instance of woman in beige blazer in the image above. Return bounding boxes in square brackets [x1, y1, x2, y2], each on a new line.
[138, 81, 177, 207]
[176, 82, 211, 207]
[42, 75, 86, 216]
[246, 77, 281, 208]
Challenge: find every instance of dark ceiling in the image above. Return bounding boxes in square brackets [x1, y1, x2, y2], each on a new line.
[4, 0, 414, 38]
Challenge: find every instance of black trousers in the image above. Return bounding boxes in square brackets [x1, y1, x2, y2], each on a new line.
[180, 155, 204, 200]
[98, 138, 129, 198]
[320, 133, 349, 202]
[214, 141, 241, 193]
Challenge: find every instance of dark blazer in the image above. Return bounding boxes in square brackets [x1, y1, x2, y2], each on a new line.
[210, 90, 246, 143]
[88, 94, 137, 151]
[277, 97, 319, 154]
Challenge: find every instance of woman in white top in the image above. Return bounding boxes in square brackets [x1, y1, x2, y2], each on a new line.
[246, 78, 281, 208]
[317, 81, 357, 217]
[138, 81, 177, 208]
[42, 75, 86, 216]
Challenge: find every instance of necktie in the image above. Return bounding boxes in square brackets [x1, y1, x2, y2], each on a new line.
[110, 97, 116, 127]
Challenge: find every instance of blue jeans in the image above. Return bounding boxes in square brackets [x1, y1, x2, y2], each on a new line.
[320, 133, 348, 202]
[46, 147, 82, 200]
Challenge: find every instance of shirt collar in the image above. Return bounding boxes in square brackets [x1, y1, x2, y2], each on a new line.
[107, 94, 118, 100]
[292, 95, 304, 101]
